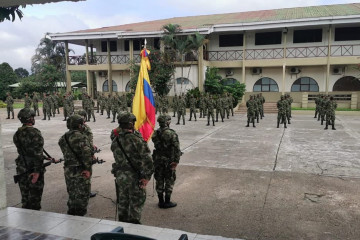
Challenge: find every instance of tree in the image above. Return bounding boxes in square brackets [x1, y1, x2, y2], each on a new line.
[0, 62, 18, 100]
[0, 6, 23, 22]
[14, 67, 29, 79]
[129, 48, 175, 96]
[161, 24, 205, 94]
[71, 71, 87, 84]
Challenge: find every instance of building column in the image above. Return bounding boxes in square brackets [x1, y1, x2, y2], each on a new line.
[198, 44, 204, 92]
[64, 41, 72, 93]
[241, 33, 246, 103]
[282, 64, 286, 95]
[107, 39, 113, 93]
[351, 92, 358, 109]
[326, 25, 332, 95]
[282, 29, 287, 95]
[129, 40, 134, 61]
[85, 40, 93, 97]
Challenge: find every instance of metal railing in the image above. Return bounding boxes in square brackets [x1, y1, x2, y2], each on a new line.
[287, 46, 328, 58]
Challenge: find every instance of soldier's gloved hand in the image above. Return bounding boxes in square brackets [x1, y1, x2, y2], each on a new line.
[170, 162, 178, 170]
[81, 170, 91, 179]
[29, 172, 39, 184]
[139, 179, 149, 189]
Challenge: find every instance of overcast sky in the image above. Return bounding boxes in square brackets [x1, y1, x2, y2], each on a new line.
[0, 0, 358, 71]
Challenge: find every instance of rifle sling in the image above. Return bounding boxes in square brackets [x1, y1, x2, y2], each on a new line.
[115, 136, 141, 179]
[64, 133, 84, 168]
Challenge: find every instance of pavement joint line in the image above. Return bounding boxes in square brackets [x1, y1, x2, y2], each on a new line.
[273, 127, 286, 171]
[181, 121, 233, 152]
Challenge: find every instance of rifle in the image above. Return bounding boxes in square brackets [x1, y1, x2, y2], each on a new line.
[93, 147, 101, 153]
[92, 157, 105, 165]
[13, 157, 64, 184]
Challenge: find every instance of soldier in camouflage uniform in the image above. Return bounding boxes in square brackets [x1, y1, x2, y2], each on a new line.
[59, 115, 93, 216]
[284, 94, 291, 124]
[324, 96, 337, 130]
[314, 94, 321, 119]
[172, 94, 178, 117]
[161, 95, 169, 114]
[120, 94, 128, 112]
[188, 95, 197, 121]
[86, 95, 96, 122]
[152, 115, 181, 208]
[32, 92, 40, 116]
[42, 93, 51, 120]
[199, 93, 206, 118]
[206, 95, 215, 126]
[228, 93, 235, 117]
[223, 93, 230, 119]
[96, 92, 101, 113]
[100, 93, 106, 115]
[111, 93, 119, 123]
[13, 108, 45, 210]
[277, 95, 287, 128]
[24, 93, 32, 109]
[48, 93, 55, 117]
[63, 93, 71, 121]
[105, 94, 111, 119]
[259, 93, 265, 118]
[53, 92, 60, 114]
[246, 95, 256, 127]
[320, 95, 329, 125]
[215, 95, 224, 122]
[176, 95, 186, 125]
[6, 92, 14, 119]
[111, 112, 154, 224]
[254, 95, 260, 123]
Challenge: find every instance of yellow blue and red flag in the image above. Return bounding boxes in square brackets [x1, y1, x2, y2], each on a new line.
[132, 48, 155, 141]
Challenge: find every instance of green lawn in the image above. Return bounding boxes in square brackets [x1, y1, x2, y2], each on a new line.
[292, 107, 360, 111]
[12, 103, 43, 109]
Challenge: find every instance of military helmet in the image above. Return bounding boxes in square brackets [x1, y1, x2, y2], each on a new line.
[117, 111, 136, 124]
[77, 109, 87, 118]
[18, 108, 36, 123]
[66, 114, 84, 130]
[157, 115, 171, 124]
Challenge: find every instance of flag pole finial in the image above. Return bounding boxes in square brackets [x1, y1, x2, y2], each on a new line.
[144, 39, 147, 49]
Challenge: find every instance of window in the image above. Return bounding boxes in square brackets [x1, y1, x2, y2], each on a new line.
[101, 41, 117, 52]
[176, 77, 190, 85]
[255, 31, 282, 45]
[222, 78, 238, 85]
[219, 34, 243, 47]
[102, 80, 118, 92]
[335, 27, 360, 41]
[154, 38, 160, 50]
[253, 77, 279, 92]
[124, 39, 144, 51]
[293, 29, 322, 43]
[291, 77, 319, 92]
[333, 76, 360, 91]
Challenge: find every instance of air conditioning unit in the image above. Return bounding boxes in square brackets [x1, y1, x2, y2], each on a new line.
[99, 71, 107, 77]
[332, 67, 343, 75]
[252, 67, 262, 75]
[290, 67, 301, 74]
[225, 69, 234, 76]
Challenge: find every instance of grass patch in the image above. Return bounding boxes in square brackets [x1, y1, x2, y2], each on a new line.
[292, 107, 360, 111]
[13, 103, 43, 109]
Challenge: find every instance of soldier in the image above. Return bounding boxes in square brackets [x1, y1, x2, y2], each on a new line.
[111, 93, 119, 123]
[277, 95, 287, 128]
[152, 115, 181, 208]
[111, 112, 153, 224]
[63, 93, 71, 121]
[161, 95, 169, 114]
[106, 94, 111, 119]
[58, 115, 93, 216]
[176, 95, 186, 125]
[24, 93, 32, 109]
[215, 95, 224, 122]
[246, 95, 256, 127]
[188, 95, 197, 121]
[172, 94, 178, 118]
[320, 95, 329, 125]
[254, 95, 260, 123]
[284, 94, 291, 124]
[49, 93, 55, 117]
[5, 92, 14, 119]
[42, 93, 51, 121]
[120, 94, 128, 112]
[53, 92, 60, 114]
[223, 93, 230, 119]
[86, 95, 96, 122]
[96, 91, 101, 113]
[314, 94, 321, 119]
[228, 93, 235, 117]
[199, 93, 206, 118]
[259, 93, 265, 118]
[324, 96, 337, 130]
[32, 92, 40, 116]
[13, 108, 45, 210]
[206, 95, 215, 126]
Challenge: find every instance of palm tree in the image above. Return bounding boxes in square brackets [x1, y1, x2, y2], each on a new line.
[161, 24, 205, 93]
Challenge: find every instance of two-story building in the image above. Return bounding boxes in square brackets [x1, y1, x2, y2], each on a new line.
[50, 3, 360, 108]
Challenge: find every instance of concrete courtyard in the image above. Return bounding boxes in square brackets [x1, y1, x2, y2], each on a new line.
[1, 108, 360, 240]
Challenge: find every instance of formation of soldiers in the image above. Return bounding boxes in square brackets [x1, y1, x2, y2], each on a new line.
[245, 93, 265, 127]
[96, 92, 129, 122]
[276, 94, 292, 129]
[314, 94, 337, 130]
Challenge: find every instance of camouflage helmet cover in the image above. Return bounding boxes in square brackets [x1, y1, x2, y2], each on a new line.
[157, 115, 171, 124]
[117, 111, 136, 124]
[18, 108, 36, 122]
[66, 114, 84, 130]
[77, 109, 87, 117]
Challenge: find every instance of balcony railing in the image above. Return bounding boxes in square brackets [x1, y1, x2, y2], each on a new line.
[286, 46, 328, 58]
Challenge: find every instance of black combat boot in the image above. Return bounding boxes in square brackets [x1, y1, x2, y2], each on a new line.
[57, 110, 60, 114]
[246, 120, 250, 127]
[189, 117, 191, 121]
[63, 117, 67, 121]
[206, 120, 210, 126]
[183, 118, 185, 125]
[317, 115, 320, 121]
[252, 120, 256, 128]
[111, 116, 116, 123]
[277, 120, 280, 128]
[93, 117, 96, 122]
[163, 195, 177, 209]
[6, 113, 10, 119]
[215, 116, 218, 122]
[321, 119, 324, 125]
[158, 194, 164, 208]
[288, 119, 291, 124]
[314, 113, 317, 118]
[284, 121, 287, 128]
[324, 122, 328, 130]
[213, 120, 215, 126]
[332, 122, 336, 130]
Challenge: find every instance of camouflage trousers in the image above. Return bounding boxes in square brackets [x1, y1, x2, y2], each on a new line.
[189, 108, 197, 120]
[18, 172, 44, 210]
[43, 107, 51, 119]
[216, 108, 224, 121]
[177, 110, 186, 124]
[207, 109, 214, 122]
[50, 103, 55, 115]
[33, 105, 39, 116]
[247, 110, 255, 122]
[154, 163, 176, 196]
[277, 112, 286, 123]
[115, 175, 146, 224]
[7, 106, 14, 117]
[224, 107, 230, 118]
[64, 168, 91, 216]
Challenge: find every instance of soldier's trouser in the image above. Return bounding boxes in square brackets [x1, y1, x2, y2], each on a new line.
[112, 109, 117, 121]
[7, 106, 14, 118]
[43, 108, 51, 119]
[18, 172, 44, 210]
[326, 113, 335, 125]
[65, 170, 90, 216]
[207, 110, 214, 123]
[106, 107, 111, 117]
[50, 103, 55, 115]
[154, 163, 176, 196]
[115, 176, 146, 224]
[177, 111, 185, 124]
[100, 104, 105, 114]
[55, 104, 60, 114]
[33, 105, 39, 116]
[87, 109, 95, 120]
[277, 113, 286, 126]
[162, 107, 168, 114]
[225, 107, 230, 118]
[189, 109, 196, 120]
[216, 109, 223, 121]
[230, 106, 234, 116]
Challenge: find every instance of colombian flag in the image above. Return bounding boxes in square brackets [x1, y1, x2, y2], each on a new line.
[132, 48, 155, 141]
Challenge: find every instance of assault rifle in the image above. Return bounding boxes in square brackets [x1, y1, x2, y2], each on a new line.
[92, 157, 105, 165]
[13, 150, 63, 184]
[93, 147, 101, 154]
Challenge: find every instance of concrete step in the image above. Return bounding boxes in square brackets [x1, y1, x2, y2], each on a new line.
[236, 102, 278, 113]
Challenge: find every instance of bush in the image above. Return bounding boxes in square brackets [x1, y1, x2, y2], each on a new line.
[0, 100, 6, 108]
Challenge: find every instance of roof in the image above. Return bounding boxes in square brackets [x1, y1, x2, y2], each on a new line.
[0, 0, 84, 7]
[9, 82, 85, 88]
[71, 3, 360, 34]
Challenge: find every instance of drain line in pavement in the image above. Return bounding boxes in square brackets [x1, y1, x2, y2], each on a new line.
[273, 127, 286, 171]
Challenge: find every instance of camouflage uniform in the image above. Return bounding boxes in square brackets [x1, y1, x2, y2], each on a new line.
[161, 95, 169, 114]
[215, 95, 224, 122]
[53, 92, 60, 114]
[188, 96, 197, 121]
[324, 96, 337, 130]
[314, 95, 321, 119]
[246, 96, 256, 127]
[24, 94, 32, 109]
[320, 96, 329, 125]
[277, 96, 287, 128]
[32, 93, 40, 116]
[111, 94, 119, 122]
[176, 96, 186, 125]
[223, 94, 230, 119]
[228, 93, 235, 117]
[199, 94, 206, 118]
[206, 96, 215, 126]
[172, 95, 178, 117]
[86, 96, 96, 122]
[48, 94, 55, 117]
[13, 108, 45, 210]
[42, 93, 51, 120]
[259, 93, 265, 118]
[5, 93, 14, 119]
[100, 93, 106, 115]
[59, 115, 93, 216]
[111, 112, 154, 224]
[106, 95, 111, 119]
[152, 115, 181, 208]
